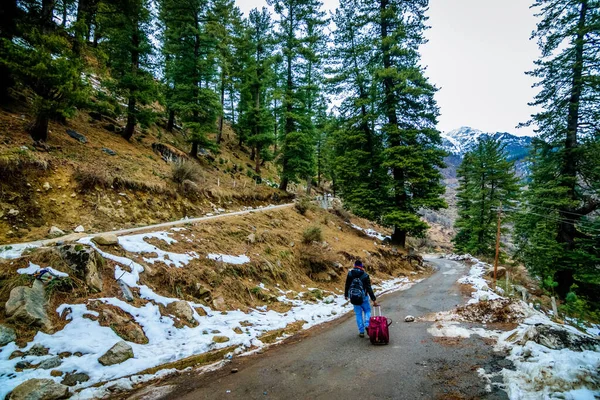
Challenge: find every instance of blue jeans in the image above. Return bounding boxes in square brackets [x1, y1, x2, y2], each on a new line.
[353, 296, 371, 333]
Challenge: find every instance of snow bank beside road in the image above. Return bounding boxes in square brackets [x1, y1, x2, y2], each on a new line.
[440, 254, 600, 400]
[0, 229, 419, 399]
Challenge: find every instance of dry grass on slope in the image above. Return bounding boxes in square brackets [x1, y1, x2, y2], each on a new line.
[0, 106, 288, 245]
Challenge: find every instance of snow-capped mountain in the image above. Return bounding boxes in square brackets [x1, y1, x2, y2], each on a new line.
[441, 126, 533, 158]
[440, 127, 533, 180]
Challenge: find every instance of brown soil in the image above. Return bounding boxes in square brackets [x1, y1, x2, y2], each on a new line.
[0, 104, 291, 245]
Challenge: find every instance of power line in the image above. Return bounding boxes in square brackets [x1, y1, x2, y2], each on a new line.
[519, 203, 595, 218]
[496, 206, 600, 233]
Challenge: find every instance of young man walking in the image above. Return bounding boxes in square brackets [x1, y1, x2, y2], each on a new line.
[344, 260, 378, 338]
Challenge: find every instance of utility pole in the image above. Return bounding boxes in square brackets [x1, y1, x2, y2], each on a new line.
[493, 203, 502, 288]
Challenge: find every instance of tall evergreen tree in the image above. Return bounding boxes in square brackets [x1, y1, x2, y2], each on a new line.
[0, 0, 83, 141]
[516, 0, 600, 298]
[207, 0, 242, 144]
[159, 0, 221, 156]
[328, 0, 387, 219]
[453, 138, 521, 257]
[236, 7, 276, 174]
[363, 0, 446, 247]
[267, 0, 326, 191]
[97, 0, 156, 141]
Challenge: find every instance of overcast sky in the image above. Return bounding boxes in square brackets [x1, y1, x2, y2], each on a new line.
[236, 0, 540, 136]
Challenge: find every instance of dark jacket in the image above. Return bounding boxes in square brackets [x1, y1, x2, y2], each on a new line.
[344, 267, 376, 301]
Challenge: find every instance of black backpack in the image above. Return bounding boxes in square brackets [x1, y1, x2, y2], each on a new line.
[348, 271, 366, 305]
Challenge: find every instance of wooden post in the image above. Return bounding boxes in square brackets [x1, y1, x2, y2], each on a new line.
[493, 203, 502, 288]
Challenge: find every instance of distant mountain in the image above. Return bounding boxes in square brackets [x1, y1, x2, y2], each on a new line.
[440, 127, 533, 180]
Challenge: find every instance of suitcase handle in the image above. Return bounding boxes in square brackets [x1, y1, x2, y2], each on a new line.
[373, 305, 381, 316]
[386, 318, 393, 327]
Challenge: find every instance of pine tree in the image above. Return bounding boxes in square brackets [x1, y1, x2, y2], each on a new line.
[268, 0, 326, 191]
[328, 0, 387, 219]
[159, 0, 221, 156]
[97, 0, 156, 141]
[516, 0, 600, 298]
[453, 138, 521, 257]
[207, 0, 242, 144]
[235, 7, 276, 174]
[362, 0, 446, 247]
[0, 0, 83, 141]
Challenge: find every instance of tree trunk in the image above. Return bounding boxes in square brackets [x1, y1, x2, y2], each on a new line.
[123, 96, 136, 141]
[190, 141, 198, 158]
[123, 29, 140, 141]
[279, 176, 288, 192]
[391, 228, 406, 248]
[255, 145, 261, 174]
[250, 146, 255, 161]
[166, 109, 175, 132]
[0, 0, 18, 101]
[217, 72, 225, 144]
[30, 113, 49, 142]
[41, 0, 55, 29]
[61, 0, 67, 27]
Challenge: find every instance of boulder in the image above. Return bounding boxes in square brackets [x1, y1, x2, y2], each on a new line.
[118, 279, 134, 302]
[92, 233, 118, 246]
[212, 296, 226, 311]
[48, 226, 65, 237]
[166, 300, 194, 323]
[404, 315, 415, 323]
[0, 324, 17, 346]
[98, 341, 134, 366]
[5, 280, 52, 331]
[212, 335, 230, 343]
[43, 182, 52, 191]
[66, 129, 87, 144]
[487, 266, 507, 279]
[74, 225, 85, 233]
[102, 148, 117, 156]
[100, 309, 147, 344]
[195, 283, 211, 299]
[57, 244, 103, 292]
[27, 344, 49, 356]
[9, 378, 69, 400]
[246, 233, 256, 244]
[323, 295, 335, 304]
[38, 356, 62, 370]
[61, 372, 90, 387]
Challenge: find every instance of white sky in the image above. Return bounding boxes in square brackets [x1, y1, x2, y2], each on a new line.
[236, 0, 540, 136]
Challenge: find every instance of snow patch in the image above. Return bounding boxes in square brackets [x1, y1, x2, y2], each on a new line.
[17, 262, 69, 278]
[207, 254, 250, 265]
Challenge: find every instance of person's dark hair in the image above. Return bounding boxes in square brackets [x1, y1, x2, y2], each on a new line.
[354, 260, 363, 267]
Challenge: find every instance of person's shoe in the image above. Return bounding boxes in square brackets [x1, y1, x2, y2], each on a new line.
[359, 332, 365, 338]
[365, 327, 369, 337]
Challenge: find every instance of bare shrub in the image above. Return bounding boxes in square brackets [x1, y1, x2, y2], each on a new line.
[302, 226, 323, 244]
[295, 196, 314, 215]
[172, 161, 203, 184]
[331, 204, 351, 222]
[74, 167, 112, 192]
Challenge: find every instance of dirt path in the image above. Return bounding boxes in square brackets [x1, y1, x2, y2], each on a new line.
[125, 256, 509, 400]
[0, 203, 294, 255]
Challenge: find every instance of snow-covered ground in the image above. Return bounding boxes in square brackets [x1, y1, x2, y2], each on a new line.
[0, 228, 418, 399]
[431, 254, 600, 400]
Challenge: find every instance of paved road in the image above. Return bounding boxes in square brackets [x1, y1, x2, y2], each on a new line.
[131, 256, 508, 400]
[0, 203, 294, 257]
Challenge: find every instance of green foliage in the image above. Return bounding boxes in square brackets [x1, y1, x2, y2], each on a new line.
[453, 138, 521, 257]
[302, 226, 323, 244]
[97, 0, 157, 140]
[327, 0, 447, 246]
[1, 27, 84, 141]
[515, 0, 600, 300]
[269, 0, 327, 190]
[295, 196, 314, 215]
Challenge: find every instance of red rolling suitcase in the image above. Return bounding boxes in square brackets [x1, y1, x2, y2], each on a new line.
[367, 306, 392, 345]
